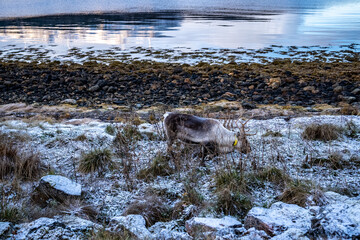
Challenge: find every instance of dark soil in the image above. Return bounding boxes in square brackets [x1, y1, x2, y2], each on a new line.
[0, 59, 359, 108]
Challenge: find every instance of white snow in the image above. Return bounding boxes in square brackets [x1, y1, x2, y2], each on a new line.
[190, 216, 241, 229]
[40, 175, 82, 196]
[247, 202, 312, 235]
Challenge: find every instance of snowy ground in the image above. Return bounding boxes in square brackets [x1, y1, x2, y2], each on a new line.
[1, 113, 360, 237]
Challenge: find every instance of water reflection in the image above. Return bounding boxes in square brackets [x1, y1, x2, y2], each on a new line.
[0, 1, 359, 50]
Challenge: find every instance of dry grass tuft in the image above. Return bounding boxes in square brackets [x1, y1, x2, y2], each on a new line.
[262, 130, 283, 137]
[340, 105, 358, 115]
[277, 180, 314, 207]
[250, 167, 290, 188]
[74, 134, 87, 141]
[306, 152, 348, 170]
[113, 124, 141, 158]
[78, 148, 113, 174]
[182, 182, 204, 206]
[123, 196, 171, 227]
[302, 123, 342, 141]
[215, 188, 252, 218]
[215, 168, 248, 193]
[0, 134, 42, 181]
[137, 152, 173, 180]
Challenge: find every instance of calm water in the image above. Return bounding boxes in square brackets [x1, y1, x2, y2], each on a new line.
[0, 0, 359, 53]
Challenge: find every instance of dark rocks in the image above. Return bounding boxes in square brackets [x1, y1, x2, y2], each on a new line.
[0, 61, 358, 107]
[88, 85, 100, 92]
[242, 101, 256, 109]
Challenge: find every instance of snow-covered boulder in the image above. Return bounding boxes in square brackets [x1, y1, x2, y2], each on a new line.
[32, 175, 82, 204]
[149, 220, 191, 240]
[185, 216, 242, 238]
[244, 202, 312, 237]
[107, 214, 153, 240]
[0, 222, 11, 237]
[311, 191, 360, 239]
[13, 215, 100, 240]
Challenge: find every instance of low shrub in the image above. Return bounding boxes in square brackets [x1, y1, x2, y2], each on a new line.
[90, 228, 132, 240]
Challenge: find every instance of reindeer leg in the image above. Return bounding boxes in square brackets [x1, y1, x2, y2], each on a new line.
[167, 139, 176, 160]
[200, 144, 206, 166]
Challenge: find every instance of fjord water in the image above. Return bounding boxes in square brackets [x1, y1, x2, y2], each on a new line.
[0, 0, 359, 51]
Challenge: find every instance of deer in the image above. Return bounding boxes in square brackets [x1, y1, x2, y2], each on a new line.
[163, 112, 253, 162]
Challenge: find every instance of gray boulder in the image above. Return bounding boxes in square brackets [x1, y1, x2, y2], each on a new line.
[32, 175, 82, 205]
[244, 202, 312, 237]
[149, 220, 192, 240]
[185, 216, 242, 239]
[12, 215, 100, 240]
[311, 192, 360, 239]
[107, 214, 153, 240]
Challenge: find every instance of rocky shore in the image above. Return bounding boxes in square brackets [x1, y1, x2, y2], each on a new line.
[1, 60, 359, 108]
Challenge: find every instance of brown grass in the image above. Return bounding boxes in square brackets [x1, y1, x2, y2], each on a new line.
[0, 134, 42, 181]
[277, 180, 316, 207]
[307, 152, 348, 170]
[302, 123, 342, 141]
[123, 196, 171, 227]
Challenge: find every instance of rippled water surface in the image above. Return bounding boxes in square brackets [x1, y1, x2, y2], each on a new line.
[0, 0, 359, 54]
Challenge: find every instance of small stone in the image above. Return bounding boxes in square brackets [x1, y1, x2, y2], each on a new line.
[303, 86, 319, 94]
[351, 88, 360, 95]
[268, 77, 282, 89]
[61, 99, 77, 105]
[333, 86, 343, 93]
[89, 85, 100, 92]
[252, 95, 263, 102]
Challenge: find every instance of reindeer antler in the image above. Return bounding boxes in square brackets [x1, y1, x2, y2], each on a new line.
[236, 115, 257, 136]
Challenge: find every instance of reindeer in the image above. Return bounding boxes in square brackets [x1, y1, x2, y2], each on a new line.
[163, 112, 252, 160]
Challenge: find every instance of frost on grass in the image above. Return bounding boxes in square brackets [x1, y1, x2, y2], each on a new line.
[0, 114, 359, 238]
